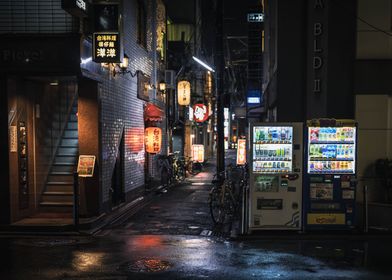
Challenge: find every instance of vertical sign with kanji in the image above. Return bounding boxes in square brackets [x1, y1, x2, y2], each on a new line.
[93, 32, 121, 63]
[236, 139, 246, 165]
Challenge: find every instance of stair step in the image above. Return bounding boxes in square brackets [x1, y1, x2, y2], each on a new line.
[69, 114, 78, 122]
[63, 130, 78, 138]
[40, 202, 73, 207]
[54, 156, 77, 165]
[51, 172, 73, 175]
[51, 164, 75, 173]
[53, 162, 75, 166]
[58, 147, 78, 155]
[61, 139, 78, 147]
[43, 191, 73, 196]
[67, 122, 78, 130]
[47, 181, 73, 185]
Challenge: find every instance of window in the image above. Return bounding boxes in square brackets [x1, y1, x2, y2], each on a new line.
[137, 0, 147, 48]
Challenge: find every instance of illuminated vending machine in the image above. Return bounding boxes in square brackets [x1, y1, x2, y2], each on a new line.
[248, 123, 303, 231]
[304, 119, 357, 230]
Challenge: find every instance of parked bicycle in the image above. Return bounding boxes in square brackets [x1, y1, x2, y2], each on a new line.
[209, 164, 244, 225]
[171, 152, 186, 182]
[185, 156, 203, 175]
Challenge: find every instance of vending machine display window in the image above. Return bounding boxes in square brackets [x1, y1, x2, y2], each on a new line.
[307, 126, 356, 174]
[252, 126, 293, 173]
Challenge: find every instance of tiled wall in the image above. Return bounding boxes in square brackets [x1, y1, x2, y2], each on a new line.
[0, 0, 79, 33]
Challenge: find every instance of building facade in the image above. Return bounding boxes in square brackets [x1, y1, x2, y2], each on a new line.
[0, 0, 167, 226]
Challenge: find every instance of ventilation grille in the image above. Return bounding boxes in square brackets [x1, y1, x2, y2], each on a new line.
[0, 0, 79, 33]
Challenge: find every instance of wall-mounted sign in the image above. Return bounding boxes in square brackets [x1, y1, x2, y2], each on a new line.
[9, 126, 17, 152]
[236, 139, 246, 165]
[77, 155, 96, 177]
[193, 104, 208, 122]
[137, 71, 150, 101]
[177, 80, 191, 106]
[192, 144, 204, 163]
[247, 89, 262, 106]
[61, 0, 89, 18]
[92, 32, 121, 63]
[247, 13, 264, 22]
[145, 127, 162, 154]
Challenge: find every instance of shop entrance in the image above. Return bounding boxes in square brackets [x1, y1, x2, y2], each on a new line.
[7, 76, 78, 222]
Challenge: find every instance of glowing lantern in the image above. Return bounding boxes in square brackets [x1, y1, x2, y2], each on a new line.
[177, 80, 191, 106]
[236, 139, 246, 165]
[192, 144, 204, 163]
[145, 127, 162, 154]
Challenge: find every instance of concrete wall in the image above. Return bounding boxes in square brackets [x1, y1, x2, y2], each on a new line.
[357, 0, 392, 59]
[355, 95, 392, 203]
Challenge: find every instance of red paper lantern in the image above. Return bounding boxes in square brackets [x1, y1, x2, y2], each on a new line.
[145, 127, 162, 154]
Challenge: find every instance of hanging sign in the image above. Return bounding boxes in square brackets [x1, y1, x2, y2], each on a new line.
[192, 144, 204, 163]
[236, 139, 246, 165]
[145, 127, 162, 154]
[193, 104, 209, 122]
[92, 32, 121, 63]
[177, 80, 191, 106]
[77, 155, 96, 177]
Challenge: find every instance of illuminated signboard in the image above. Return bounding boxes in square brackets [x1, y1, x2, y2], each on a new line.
[192, 144, 204, 163]
[193, 104, 209, 122]
[247, 13, 264, 22]
[247, 89, 262, 106]
[177, 80, 191, 106]
[236, 139, 247, 165]
[93, 32, 121, 63]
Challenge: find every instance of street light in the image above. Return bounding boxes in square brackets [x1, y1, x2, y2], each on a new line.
[192, 56, 215, 72]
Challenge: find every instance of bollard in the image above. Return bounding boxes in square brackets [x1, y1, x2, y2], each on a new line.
[73, 172, 79, 231]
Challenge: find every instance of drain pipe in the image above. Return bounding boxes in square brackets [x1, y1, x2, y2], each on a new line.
[363, 184, 368, 233]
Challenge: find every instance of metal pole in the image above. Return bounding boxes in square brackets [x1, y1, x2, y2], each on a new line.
[73, 172, 79, 230]
[363, 184, 368, 233]
[215, 0, 225, 175]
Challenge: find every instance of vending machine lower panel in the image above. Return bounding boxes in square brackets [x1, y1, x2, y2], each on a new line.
[250, 174, 301, 230]
[304, 175, 356, 230]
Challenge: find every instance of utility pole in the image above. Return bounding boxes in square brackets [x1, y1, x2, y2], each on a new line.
[215, 0, 225, 175]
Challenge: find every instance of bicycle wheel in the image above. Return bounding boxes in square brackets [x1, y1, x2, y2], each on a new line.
[209, 187, 225, 224]
[191, 162, 202, 175]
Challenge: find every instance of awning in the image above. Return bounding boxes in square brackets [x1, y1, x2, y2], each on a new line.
[144, 103, 164, 122]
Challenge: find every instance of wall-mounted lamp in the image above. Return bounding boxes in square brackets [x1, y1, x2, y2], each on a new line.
[159, 80, 166, 92]
[112, 54, 138, 77]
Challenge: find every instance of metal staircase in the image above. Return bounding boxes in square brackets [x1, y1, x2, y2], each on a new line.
[39, 103, 78, 212]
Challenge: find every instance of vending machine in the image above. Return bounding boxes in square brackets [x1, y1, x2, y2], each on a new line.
[304, 119, 357, 230]
[248, 123, 303, 231]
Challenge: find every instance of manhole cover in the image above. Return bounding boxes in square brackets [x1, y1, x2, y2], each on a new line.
[119, 258, 173, 273]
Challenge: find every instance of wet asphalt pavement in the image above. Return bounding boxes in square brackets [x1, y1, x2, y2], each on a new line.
[1, 152, 392, 279]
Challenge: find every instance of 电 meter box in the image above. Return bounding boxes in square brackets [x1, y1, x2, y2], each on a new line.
[248, 123, 303, 231]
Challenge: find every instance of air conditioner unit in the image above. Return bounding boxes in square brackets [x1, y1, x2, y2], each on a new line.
[164, 70, 176, 89]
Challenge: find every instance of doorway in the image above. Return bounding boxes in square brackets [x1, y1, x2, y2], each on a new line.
[111, 132, 125, 207]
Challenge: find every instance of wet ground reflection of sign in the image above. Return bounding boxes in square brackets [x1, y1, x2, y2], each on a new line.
[77, 155, 96, 177]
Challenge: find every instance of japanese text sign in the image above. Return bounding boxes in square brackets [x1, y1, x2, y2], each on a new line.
[236, 139, 246, 165]
[93, 32, 121, 63]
